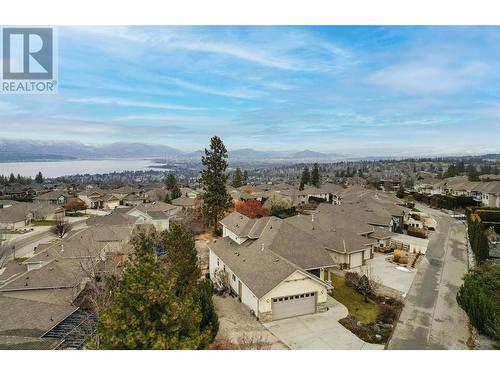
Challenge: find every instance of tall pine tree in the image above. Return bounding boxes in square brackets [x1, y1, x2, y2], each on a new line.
[232, 168, 244, 188]
[299, 166, 310, 190]
[311, 163, 320, 188]
[200, 136, 232, 229]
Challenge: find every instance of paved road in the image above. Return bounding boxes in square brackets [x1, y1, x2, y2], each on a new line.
[388, 205, 470, 349]
[1, 219, 88, 261]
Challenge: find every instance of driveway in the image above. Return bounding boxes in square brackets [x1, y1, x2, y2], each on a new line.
[263, 296, 383, 350]
[353, 253, 417, 297]
[388, 205, 470, 349]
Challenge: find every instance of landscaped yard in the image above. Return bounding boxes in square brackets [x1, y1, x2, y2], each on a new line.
[329, 273, 379, 324]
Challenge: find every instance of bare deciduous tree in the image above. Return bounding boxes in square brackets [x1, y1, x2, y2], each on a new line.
[51, 219, 72, 239]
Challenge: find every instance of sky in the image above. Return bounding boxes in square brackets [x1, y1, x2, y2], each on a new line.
[0, 26, 499, 157]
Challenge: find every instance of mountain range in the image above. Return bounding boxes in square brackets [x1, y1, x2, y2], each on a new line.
[0, 139, 341, 162]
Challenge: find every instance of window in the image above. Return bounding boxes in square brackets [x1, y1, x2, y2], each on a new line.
[217, 259, 219, 266]
[232, 274, 236, 282]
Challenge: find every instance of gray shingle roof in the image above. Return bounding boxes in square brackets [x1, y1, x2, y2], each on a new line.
[0, 295, 77, 335]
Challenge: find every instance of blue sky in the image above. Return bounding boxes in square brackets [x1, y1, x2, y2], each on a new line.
[1, 26, 499, 156]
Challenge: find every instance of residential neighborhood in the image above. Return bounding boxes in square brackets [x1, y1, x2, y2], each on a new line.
[1, 143, 499, 351]
[0, 20, 499, 374]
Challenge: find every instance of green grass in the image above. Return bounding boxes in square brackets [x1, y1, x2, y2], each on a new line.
[14, 257, 29, 264]
[32, 220, 56, 226]
[329, 274, 380, 324]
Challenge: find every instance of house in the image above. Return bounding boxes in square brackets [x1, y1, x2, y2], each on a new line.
[209, 212, 333, 322]
[172, 196, 198, 209]
[285, 209, 376, 269]
[78, 189, 121, 210]
[0, 224, 134, 347]
[430, 177, 500, 208]
[295, 184, 344, 205]
[127, 202, 177, 231]
[0, 202, 38, 229]
[0, 184, 35, 200]
[33, 190, 72, 206]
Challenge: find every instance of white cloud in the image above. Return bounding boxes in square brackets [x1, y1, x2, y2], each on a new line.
[66, 96, 202, 111]
[369, 60, 490, 93]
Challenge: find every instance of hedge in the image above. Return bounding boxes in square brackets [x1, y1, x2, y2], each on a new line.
[456, 264, 499, 340]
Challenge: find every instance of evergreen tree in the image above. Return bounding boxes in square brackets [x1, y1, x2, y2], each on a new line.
[195, 279, 219, 348]
[171, 184, 182, 199]
[94, 240, 204, 349]
[299, 166, 310, 190]
[311, 163, 320, 188]
[456, 160, 465, 174]
[161, 224, 200, 294]
[164, 192, 172, 204]
[232, 168, 244, 188]
[443, 164, 458, 178]
[35, 171, 44, 184]
[467, 165, 480, 182]
[165, 173, 177, 191]
[8, 173, 15, 183]
[243, 170, 248, 185]
[200, 136, 233, 229]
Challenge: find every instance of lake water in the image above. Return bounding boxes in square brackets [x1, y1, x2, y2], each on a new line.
[0, 159, 165, 178]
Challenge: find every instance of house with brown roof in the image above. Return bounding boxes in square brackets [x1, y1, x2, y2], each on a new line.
[77, 189, 121, 210]
[209, 212, 333, 322]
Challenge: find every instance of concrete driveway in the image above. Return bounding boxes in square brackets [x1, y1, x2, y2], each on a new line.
[353, 253, 417, 297]
[263, 296, 383, 350]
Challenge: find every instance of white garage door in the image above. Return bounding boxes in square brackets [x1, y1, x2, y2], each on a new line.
[271, 292, 316, 321]
[350, 252, 363, 268]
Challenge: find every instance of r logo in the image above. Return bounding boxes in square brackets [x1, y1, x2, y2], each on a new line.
[2, 28, 53, 80]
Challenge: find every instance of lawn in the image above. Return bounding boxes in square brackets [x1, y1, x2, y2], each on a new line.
[329, 273, 379, 324]
[32, 220, 56, 226]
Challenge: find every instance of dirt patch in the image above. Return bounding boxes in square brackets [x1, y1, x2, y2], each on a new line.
[212, 295, 287, 350]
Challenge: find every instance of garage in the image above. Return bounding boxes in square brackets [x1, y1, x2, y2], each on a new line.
[271, 292, 316, 320]
[350, 252, 363, 268]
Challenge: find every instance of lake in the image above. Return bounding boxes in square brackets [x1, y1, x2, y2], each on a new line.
[0, 159, 165, 178]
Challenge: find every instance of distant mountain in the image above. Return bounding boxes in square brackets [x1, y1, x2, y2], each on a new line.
[0, 139, 341, 162]
[287, 150, 329, 159]
[0, 139, 184, 162]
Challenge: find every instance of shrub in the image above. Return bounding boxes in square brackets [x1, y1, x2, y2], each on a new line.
[378, 304, 397, 324]
[344, 271, 360, 289]
[407, 227, 427, 239]
[393, 250, 408, 264]
[457, 264, 499, 340]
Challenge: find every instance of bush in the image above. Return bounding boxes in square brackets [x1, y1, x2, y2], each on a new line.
[407, 227, 427, 239]
[378, 304, 397, 324]
[213, 227, 222, 237]
[457, 264, 499, 340]
[393, 250, 408, 264]
[344, 272, 360, 289]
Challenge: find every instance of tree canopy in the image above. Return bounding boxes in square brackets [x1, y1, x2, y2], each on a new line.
[311, 163, 320, 188]
[200, 136, 233, 228]
[299, 166, 310, 190]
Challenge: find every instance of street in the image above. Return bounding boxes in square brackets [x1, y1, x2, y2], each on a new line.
[0, 218, 87, 261]
[388, 205, 471, 349]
